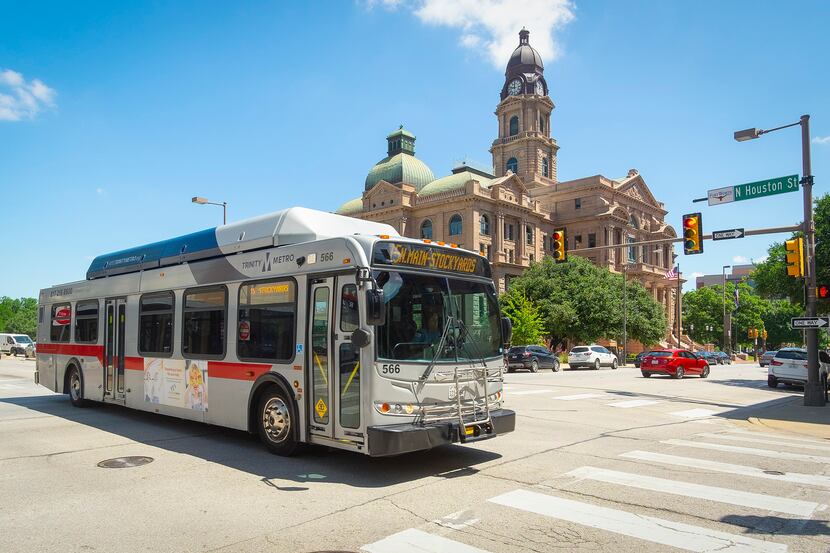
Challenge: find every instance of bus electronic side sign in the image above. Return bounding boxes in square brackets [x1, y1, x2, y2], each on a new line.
[372, 242, 491, 278]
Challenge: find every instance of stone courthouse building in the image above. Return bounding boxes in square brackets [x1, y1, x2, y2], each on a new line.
[336, 30, 683, 346]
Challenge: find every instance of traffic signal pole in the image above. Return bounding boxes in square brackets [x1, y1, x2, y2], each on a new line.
[800, 115, 824, 406]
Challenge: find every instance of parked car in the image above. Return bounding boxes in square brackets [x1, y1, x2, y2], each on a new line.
[568, 345, 618, 370]
[507, 345, 560, 373]
[641, 349, 710, 379]
[767, 348, 830, 388]
[0, 334, 36, 358]
[759, 350, 777, 367]
[696, 351, 720, 365]
[633, 351, 646, 368]
[714, 351, 732, 365]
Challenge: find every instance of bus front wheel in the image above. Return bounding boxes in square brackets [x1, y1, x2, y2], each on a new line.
[67, 365, 87, 408]
[258, 388, 299, 456]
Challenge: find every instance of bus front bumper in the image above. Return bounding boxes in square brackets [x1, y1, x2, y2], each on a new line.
[366, 408, 516, 457]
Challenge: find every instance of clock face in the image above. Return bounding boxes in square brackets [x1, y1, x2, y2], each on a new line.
[535, 80, 544, 95]
[508, 79, 522, 96]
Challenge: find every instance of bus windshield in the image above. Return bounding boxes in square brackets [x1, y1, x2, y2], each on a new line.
[374, 270, 502, 362]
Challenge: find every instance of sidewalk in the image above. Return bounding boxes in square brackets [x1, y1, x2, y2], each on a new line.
[744, 396, 830, 439]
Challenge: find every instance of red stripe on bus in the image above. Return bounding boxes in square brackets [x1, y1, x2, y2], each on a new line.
[125, 357, 144, 371]
[36, 343, 104, 364]
[208, 361, 272, 381]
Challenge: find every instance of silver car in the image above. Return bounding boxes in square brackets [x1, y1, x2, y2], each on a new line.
[759, 350, 777, 367]
[568, 345, 618, 370]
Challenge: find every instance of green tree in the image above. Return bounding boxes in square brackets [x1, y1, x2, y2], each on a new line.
[504, 256, 666, 348]
[761, 299, 804, 348]
[499, 290, 545, 345]
[0, 297, 38, 338]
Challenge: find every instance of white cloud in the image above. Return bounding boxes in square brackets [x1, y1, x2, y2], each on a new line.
[733, 255, 748, 263]
[367, 0, 576, 68]
[813, 136, 830, 145]
[96, 187, 106, 196]
[691, 272, 704, 278]
[754, 255, 768, 263]
[0, 68, 56, 122]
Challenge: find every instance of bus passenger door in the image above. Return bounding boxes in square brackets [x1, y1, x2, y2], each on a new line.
[308, 279, 334, 438]
[333, 275, 364, 443]
[103, 298, 127, 402]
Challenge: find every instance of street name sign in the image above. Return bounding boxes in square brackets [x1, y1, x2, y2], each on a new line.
[790, 316, 830, 329]
[712, 228, 745, 241]
[708, 175, 799, 206]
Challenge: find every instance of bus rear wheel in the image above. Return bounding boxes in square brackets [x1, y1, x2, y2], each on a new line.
[258, 388, 299, 456]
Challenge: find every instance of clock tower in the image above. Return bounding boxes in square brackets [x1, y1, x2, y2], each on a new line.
[491, 29, 559, 187]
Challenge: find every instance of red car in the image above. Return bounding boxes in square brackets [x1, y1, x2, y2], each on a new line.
[641, 349, 710, 379]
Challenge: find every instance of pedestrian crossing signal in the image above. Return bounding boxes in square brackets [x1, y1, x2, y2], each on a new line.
[784, 237, 804, 278]
[551, 229, 566, 263]
[682, 213, 703, 255]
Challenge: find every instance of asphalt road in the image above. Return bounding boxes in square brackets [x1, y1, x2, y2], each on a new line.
[0, 356, 827, 553]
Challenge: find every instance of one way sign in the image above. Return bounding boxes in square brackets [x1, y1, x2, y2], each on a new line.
[712, 228, 745, 241]
[790, 316, 830, 329]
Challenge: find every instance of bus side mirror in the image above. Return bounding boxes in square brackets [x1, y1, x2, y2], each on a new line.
[366, 289, 386, 326]
[351, 328, 371, 348]
[501, 317, 513, 346]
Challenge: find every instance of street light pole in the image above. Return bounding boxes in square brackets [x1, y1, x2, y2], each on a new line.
[734, 115, 823, 406]
[192, 196, 228, 225]
[722, 265, 730, 354]
[622, 262, 627, 366]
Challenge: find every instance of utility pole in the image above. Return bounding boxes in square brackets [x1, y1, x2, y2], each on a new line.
[676, 263, 682, 348]
[622, 263, 627, 366]
[722, 265, 730, 354]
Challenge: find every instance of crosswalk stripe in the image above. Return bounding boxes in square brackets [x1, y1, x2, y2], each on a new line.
[566, 466, 819, 516]
[620, 450, 830, 489]
[700, 432, 830, 452]
[551, 393, 603, 401]
[663, 439, 830, 464]
[608, 399, 660, 408]
[489, 489, 787, 553]
[670, 408, 720, 418]
[360, 528, 493, 553]
[509, 390, 549, 395]
[728, 429, 830, 445]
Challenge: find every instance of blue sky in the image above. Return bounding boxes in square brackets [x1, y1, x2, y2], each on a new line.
[2, 0, 829, 299]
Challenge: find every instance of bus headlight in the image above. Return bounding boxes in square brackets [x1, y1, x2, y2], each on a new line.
[374, 401, 423, 416]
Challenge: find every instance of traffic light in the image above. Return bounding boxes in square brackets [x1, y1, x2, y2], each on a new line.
[818, 284, 829, 300]
[748, 328, 757, 339]
[551, 228, 566, 263]
[762, 329, 768, 340]
[784, 237, 804, 277]
[682, 213, 703, 255]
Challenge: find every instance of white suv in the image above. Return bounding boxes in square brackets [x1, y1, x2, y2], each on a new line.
[767, 347, 829, 388]
[568, 345, 618, 370]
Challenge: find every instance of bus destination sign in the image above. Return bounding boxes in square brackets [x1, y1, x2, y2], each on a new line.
[372, 242, 490, 278]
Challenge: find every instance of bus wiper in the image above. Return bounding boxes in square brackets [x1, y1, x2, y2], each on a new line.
[455, 318, 487, 369]
[420, 316, 454, 381]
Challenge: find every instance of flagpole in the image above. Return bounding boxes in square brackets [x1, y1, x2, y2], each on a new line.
[676, 264, 681, 348]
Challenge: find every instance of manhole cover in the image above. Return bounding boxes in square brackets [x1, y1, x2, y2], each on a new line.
[97, 456, 154, 469]
[763, 470, 785, 476]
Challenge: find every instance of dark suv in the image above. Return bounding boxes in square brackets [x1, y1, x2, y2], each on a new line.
[507, 345, 560, 373]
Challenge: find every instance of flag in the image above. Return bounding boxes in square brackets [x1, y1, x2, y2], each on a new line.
[734, 286, 740, 309]
[664, 266, 678, 280]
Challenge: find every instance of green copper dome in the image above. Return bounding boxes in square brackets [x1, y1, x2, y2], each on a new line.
[364, 126, 435, 192]
[419, 170, 493, 197]
[335, 197, 364, 216]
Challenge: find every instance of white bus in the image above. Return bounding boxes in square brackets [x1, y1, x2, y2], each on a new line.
[36, 207, 514, 456]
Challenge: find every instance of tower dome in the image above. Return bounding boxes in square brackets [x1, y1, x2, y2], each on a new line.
[364, 126, 435, 192]
[500, 29, 548, 100]
[506, 29, 544, 72]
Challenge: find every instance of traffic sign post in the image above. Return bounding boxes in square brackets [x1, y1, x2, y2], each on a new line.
[712, 228, 745, 241]
[707, 175, 799, 206]
[790, 316, 830, 329]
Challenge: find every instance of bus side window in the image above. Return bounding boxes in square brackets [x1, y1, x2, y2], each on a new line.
[340, 284, 359, 333]
[75, 300, 99, 343]
[139, 292, 175, 356]
[50, 304, 72, 342]
[182, 286, 227, 359]
[238, 279, 297, 362]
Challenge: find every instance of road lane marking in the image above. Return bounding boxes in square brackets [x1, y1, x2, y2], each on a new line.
[608, 399, 660, 408]
[663, 439, 830, 464]
[431, 510, 480, 530]
[709, 432, 830, 451]
[551, 393, 603, 401]
[361, 528, 493, 553]
[620, 450, 830, 489]
[509, 390, 550, 395]
[488, 489, 787, 553]
[670, 408, 720, 418]
[728, 429, 830, 445]
[565, 466, 819, 516]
